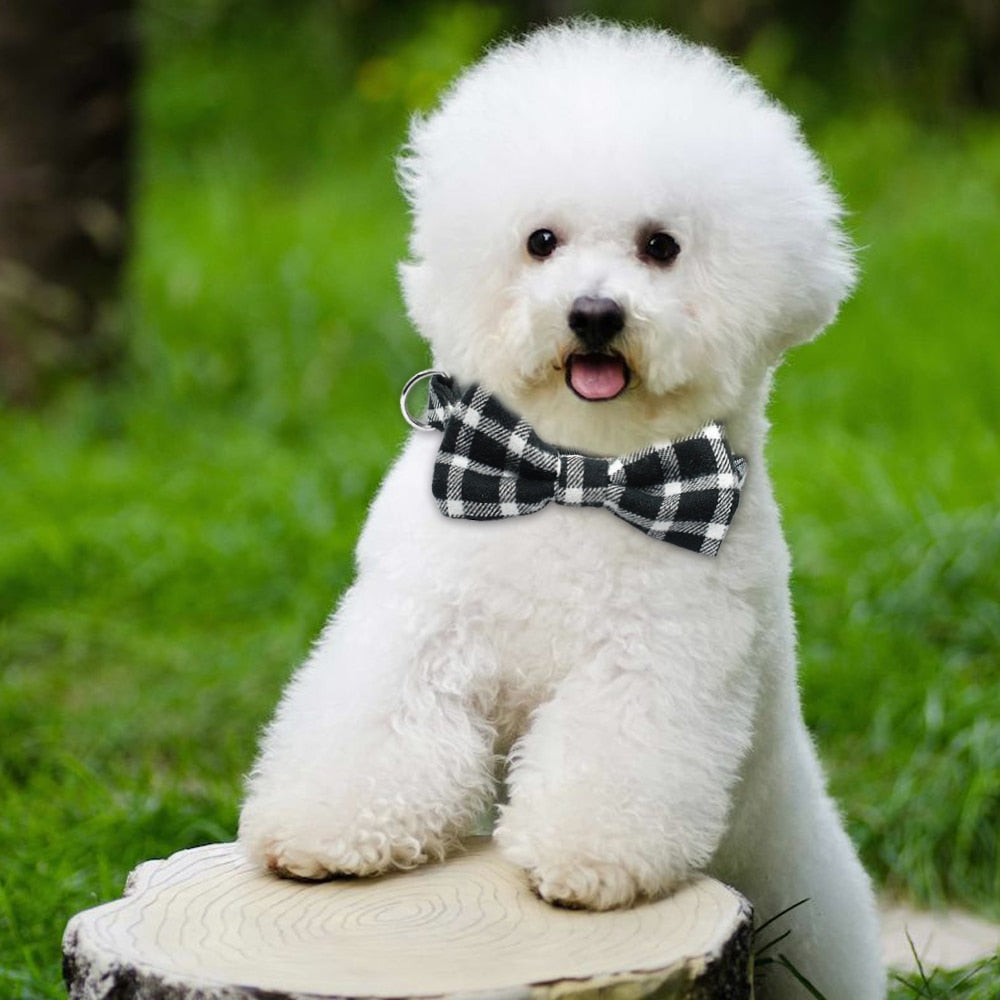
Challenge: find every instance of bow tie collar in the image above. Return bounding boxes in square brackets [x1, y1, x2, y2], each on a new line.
[402, 371, 747, 557]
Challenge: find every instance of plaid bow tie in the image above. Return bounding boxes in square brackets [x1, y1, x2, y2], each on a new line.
[409, 372, 747, 557]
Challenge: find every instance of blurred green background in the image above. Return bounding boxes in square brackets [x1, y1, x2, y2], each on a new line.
[1, 2, 998, 998]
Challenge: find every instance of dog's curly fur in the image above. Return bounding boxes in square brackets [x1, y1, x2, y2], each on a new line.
[239, 22, 885, 999]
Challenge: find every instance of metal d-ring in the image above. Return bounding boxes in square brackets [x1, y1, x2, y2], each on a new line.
[400, 368, 448, 431]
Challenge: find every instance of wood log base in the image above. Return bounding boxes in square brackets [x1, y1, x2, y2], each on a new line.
[63, 838, 753, 1000]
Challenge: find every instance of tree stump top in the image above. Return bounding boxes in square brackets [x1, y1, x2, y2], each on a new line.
[63, 838, 752, 1000]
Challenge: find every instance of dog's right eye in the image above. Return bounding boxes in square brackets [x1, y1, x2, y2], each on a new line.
[642, 231, 681, 265]
[526, 229, 559, 259]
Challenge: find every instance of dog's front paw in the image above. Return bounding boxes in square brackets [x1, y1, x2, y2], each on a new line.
[528, 857, 644, 910]
[495, 803, 692, 911]
[262, 829, 429, 880]
[238, 797, 452, 880]
[496, 822, 677, 911]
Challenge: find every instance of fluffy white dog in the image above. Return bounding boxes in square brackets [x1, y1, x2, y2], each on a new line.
[240, 22, 885, 999]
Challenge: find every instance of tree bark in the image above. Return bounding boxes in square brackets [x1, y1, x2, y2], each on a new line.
[63, 839, 753, 1000]
[0, 0, 135, 405]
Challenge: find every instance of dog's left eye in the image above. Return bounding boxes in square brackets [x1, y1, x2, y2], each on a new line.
[526, 229, 559, 259]
[642, 231, 681, 265]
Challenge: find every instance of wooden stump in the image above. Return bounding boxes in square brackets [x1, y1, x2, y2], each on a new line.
[63, 838, 753, 1000]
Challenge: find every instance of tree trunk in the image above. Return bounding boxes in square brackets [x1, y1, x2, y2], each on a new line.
[63, 838, 753, 1000]
[0, 0, 135, 405]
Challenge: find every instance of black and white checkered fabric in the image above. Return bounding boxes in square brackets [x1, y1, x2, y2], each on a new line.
[421, 373, 747, 556]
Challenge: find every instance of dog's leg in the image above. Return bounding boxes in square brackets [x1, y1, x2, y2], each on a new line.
[713, 678, 886, 1000]
[238, 583, 496, 879]
[495, 639, 758, 911]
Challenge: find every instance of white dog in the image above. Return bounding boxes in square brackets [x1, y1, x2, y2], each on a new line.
[240, 22, 885, 999]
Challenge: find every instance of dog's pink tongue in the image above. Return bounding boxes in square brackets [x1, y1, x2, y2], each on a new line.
[569, 354, 627, 401]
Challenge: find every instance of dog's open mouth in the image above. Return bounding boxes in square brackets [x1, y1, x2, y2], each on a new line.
[565, 352, 630, 401]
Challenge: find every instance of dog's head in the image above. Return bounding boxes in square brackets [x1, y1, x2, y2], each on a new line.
[398, 22, 854, 451]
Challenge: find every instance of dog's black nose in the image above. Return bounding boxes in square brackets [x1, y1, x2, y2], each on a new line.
[568, 296, 625, 350]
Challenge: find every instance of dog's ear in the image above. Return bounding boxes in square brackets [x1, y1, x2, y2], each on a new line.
[398, 260, 428, 337]
[400, 259, 455, 353]
[768, 203, 857, 356]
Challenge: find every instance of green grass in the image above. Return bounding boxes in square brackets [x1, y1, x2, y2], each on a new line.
[776, 116, 1000, 917]
[2, 8, 998, 998]
[890, 952, 1000, 1000]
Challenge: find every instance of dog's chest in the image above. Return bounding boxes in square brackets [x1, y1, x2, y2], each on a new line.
[365, 436, 746, 723]
[435, 504, 713, 708]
